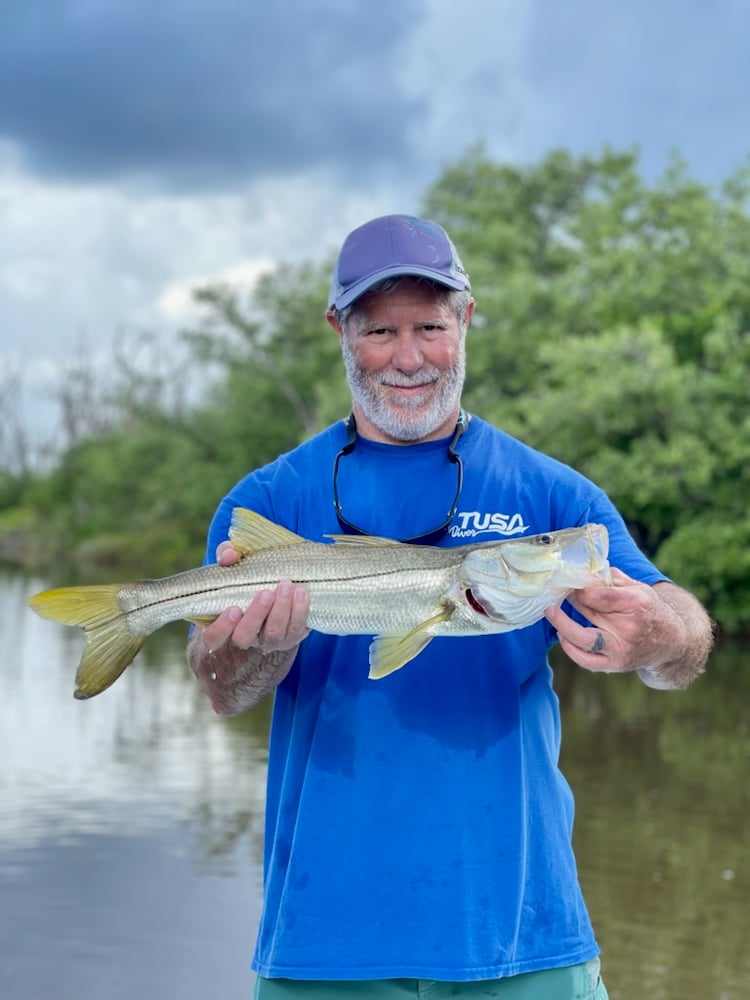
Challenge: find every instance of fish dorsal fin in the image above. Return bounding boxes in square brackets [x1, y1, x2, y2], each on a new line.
[324, 533, 402, 547]
[229, 508, 304, 556]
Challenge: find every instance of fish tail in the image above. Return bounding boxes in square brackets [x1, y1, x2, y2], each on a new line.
[28, 585, 147, 699]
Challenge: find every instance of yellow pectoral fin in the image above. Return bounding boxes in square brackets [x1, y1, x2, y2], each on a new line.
[368, 632, 434, 679]
[186, 615, 216, 626]
[368, 607, 454, 679]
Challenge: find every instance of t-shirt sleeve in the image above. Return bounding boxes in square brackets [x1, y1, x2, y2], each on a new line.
[582, 490, 668, 586]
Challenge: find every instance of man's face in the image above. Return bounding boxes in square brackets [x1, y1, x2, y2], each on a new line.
[335, 279, 472, 444]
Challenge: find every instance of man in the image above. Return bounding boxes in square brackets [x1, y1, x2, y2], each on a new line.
[188, 214, 713, 999]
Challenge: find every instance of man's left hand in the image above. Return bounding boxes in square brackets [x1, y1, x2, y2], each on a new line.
[544, 568, 683, 676]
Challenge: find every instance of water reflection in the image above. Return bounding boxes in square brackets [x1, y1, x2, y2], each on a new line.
[1, 569, 271, 999]
[4, 573, 271, 853]
[1, 568, 748, 1000]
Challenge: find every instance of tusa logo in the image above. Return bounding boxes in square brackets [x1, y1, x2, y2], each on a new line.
[449, 511, 529, 539]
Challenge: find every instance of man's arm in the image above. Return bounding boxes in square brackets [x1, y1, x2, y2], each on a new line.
[187, 543, 311, 716]
[544, 568, 714, 689]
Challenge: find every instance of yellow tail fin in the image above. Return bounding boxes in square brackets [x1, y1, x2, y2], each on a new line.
[27, 585, 146, 699]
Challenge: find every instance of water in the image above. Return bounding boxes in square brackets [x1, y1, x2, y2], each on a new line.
[557, 651, 750, 999]
[1, 569, 748, 999]
[1, 569, 272, 999]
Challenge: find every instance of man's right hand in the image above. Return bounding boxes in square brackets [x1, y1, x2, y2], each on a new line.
[187, 541, 311, 715]
[201, 540, 311, 654]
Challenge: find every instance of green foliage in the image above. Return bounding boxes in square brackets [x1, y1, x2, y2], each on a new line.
[656, 517, 750, 634]
[183, 260, 348, 478]
[6, 259, 348, 577]
[22, 422, 211, 573]
[425, 146, 750, 631]
[2, 147, 748, 634]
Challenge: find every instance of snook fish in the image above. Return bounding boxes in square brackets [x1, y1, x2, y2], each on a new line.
[28, 508, 612, 700]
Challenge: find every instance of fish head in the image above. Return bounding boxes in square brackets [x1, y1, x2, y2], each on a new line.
[507, 523, 611, 581]
[458, 524, 612, 626]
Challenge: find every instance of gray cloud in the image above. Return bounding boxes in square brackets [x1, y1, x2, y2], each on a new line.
[3, 0, 750, 461]
[520, 0, 750, 180]
[0, 0, 426, 190]
[3, 0, 747, 199]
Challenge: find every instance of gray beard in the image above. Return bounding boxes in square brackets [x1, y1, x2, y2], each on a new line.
[341, 335, 466, 442]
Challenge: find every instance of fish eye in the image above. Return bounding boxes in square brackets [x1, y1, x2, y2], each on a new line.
[537, 534, 553, 545]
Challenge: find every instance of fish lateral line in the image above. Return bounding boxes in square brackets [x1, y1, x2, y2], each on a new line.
[127, 561, 452, 612]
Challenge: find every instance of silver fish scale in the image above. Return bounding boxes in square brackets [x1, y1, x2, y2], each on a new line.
[119, 541, 479, 638]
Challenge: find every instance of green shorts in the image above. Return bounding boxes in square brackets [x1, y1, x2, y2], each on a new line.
[254, 959, 609, 999]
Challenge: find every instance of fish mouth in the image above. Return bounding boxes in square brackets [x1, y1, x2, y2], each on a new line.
[560, 525, 611, 582]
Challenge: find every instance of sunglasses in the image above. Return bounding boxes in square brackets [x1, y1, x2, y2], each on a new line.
[332, 409, 467, 545]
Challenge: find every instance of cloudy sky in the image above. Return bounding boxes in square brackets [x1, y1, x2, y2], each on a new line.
[1, 0, 748, 451]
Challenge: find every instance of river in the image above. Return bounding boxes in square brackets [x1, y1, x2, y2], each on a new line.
[1, 569, 747, 999]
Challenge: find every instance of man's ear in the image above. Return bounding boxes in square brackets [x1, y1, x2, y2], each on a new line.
[325, 308, 344, 342]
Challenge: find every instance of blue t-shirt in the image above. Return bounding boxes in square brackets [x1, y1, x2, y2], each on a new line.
[204, 416, 665, 981]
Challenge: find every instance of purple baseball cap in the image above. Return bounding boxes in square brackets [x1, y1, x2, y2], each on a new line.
[327, 214, 471, 310]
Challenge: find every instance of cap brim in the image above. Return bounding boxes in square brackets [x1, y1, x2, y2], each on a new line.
[329, 265, 470, 310]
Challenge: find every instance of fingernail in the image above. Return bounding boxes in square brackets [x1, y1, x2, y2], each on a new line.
[279, 580, 293, 598]
[259, 590, 273, 606]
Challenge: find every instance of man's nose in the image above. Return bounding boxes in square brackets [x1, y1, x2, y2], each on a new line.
[391, 333, 423, 372]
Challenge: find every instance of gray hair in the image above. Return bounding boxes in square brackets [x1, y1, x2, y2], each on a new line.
[331, 276, 473, 336]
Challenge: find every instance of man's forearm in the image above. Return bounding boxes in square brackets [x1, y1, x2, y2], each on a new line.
[644, 582, 715, 689]
[188, 628, 298, 715]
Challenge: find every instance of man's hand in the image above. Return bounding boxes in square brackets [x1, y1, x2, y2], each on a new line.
[200, 541, 311, 655]
[188, 541, 311, 715]
[544, 568, 713, 688]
